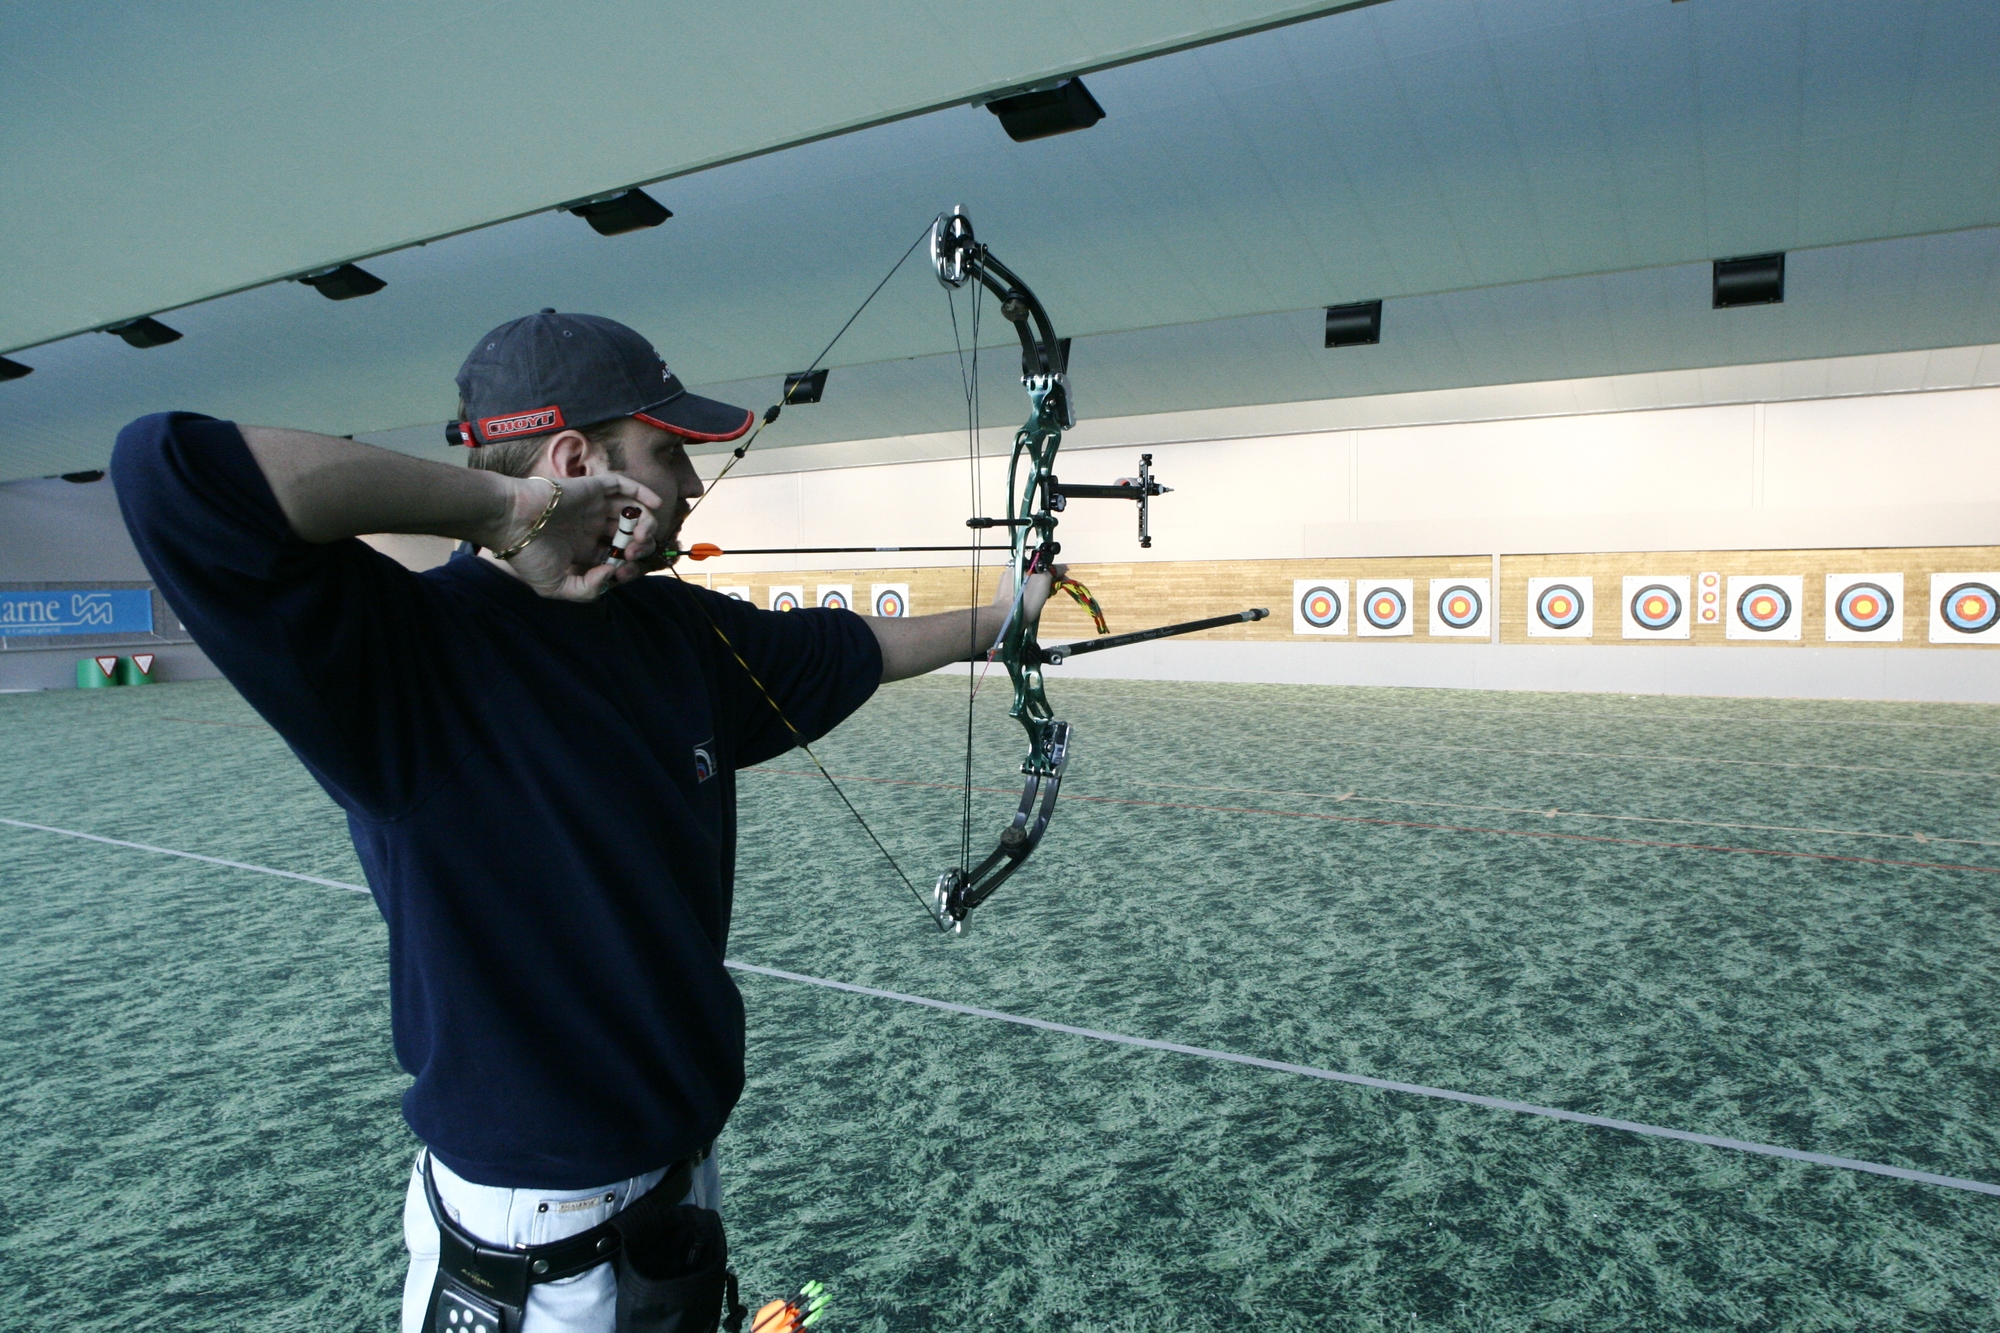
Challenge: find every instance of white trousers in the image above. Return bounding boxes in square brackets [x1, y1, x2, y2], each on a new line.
[400, 1149, 722, 1333]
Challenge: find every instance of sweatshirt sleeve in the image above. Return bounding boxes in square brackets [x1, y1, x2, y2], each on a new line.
[110, 412, 466, 817]
[685, 588, 882, 768]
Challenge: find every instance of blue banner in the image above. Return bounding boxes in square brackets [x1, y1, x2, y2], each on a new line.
[0, 589, 154, 637]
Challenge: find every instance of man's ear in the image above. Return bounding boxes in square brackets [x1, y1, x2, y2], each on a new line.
[543, 430, 595, 478]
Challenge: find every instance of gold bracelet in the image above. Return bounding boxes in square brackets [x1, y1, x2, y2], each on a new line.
[491, 478, 562, 560]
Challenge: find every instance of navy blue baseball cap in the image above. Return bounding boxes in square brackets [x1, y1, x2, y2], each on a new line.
[448, 309, 753, 448]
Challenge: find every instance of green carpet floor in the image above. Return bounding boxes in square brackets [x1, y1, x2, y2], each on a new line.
[3, 676, 1997, 1331]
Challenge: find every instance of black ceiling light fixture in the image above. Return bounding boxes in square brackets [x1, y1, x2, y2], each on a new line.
[299, 262, 388, 301]
[985, 78, 1106, 142]
[105, 315, 183, 348]
[0, 356, 32, 380]
[565, 188, 672, 236]
[782, 368, 829, 404]
[1713, 252, 1784, 308]
[1324, 300, 1383, 348]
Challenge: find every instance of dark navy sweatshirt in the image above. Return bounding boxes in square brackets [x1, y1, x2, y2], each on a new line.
[112, 413, 881, 1188]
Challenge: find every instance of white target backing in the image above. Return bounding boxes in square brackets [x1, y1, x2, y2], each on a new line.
[1291, 579, 1349, 636]
[1824, 573, 1902, 642]
[1526, 577, 1593, 638]
[1427, 578, 1490, 637]
[713, 585, 751, 603]
[1929, 572, 2000, 643]
[815, 584, 853, 611]
[767, 585, 805, 613]
[1355, 579, 1414, 638]
[871, 584, 911, 618]
[1695, 571, 1724, 627]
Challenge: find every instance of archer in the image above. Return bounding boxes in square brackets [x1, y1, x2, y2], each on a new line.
[109, 308, 1061, 1333]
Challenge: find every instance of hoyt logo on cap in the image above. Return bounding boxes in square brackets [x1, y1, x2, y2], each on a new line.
[482, 406, 565, 440]
[448, 405, 567, 447]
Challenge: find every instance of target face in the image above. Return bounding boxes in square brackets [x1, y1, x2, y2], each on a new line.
[1426, 577, 1490, 637]
[1630, 584, 1682, 631]
[872, 585, 910, 618]
[1435, 585, 1481, 629]
[1363, 587, 1407, 630]
[1354, 579, 1414, 637]
[1536, 584, 1585, 630]
[817, 585, 851, 610]
[1526, 576, 1592, 638]
[1290, 578, 1348, 635]
[1724, 574, 1803, 641]
[1823, 573, 1902, 642]
[768, 587, 803, 612]
[1696, 571, 1724, 624]
[1300, 585, 1342, 628]
[1834, 582, 1894, 633]
[1734, 583, 1792, 632]
[715, 585, 750, 602]
[1941, 582, 2000, 634]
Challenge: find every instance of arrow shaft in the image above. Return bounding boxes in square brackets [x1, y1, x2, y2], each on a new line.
[678, 545, 1008, 558]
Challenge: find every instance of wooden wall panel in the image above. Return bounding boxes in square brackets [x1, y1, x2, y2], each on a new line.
[686, 544, 2000, 650]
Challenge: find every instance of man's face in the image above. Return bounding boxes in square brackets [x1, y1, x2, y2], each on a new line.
[597, 419, 704, 554]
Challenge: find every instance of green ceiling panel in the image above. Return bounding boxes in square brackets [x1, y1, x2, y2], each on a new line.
[0, 0, 1372, 352]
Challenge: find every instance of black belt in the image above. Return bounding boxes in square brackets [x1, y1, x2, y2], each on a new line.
[424, 1148, 703, 1311]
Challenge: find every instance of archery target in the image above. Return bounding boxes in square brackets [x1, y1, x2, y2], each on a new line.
[1725, 574, 1803, 641]
[714, 585, 751, 603]
[871, 584, 911, 618]
[1621, 575, 1690, 639]
[1824, 573, 1902, 642]
[767, 585, 804, 612]
[1291, 579, 1348, 636]
[816, 584, 853, 611]
[1428, 578, 1490, 637]
[1355, 578, 1414, 637]
[1695, 571, 1723, 626]
[1526, 577, 1593, 638]
[1929, 573, 2000, 643]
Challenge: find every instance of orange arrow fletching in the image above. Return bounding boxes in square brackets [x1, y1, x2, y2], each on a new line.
[686, 543, 723, 561]
[751, 1299, 801, 1333]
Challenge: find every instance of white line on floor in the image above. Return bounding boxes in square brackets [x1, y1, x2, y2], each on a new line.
[726, 961, 2000, 1198]
[0, 817, 372, 893]
[8, 814, 1994, 1198]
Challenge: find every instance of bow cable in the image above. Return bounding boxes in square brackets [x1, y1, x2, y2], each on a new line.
[943, 261, 987, 884]
[680, 220, 934, 528]
[661, 218, 959, 932]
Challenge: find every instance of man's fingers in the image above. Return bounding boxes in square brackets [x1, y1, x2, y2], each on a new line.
[607, 473, 666, 513]
[626, 506, 660, 557]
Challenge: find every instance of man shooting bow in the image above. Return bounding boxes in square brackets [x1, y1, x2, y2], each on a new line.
[112, 310, 1059, 1332]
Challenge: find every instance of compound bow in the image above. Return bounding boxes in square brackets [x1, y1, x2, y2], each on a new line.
[926, 208, 1268, 931]
[686, 208, 1265, 936]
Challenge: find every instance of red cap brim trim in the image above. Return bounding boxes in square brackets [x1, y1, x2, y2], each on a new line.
[635, 408, 755, 443]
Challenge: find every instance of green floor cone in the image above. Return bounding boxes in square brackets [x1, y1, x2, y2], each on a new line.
[77, 655, 122, 688]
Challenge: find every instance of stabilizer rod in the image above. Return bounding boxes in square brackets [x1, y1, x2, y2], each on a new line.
[1037, 607, 1268, 665]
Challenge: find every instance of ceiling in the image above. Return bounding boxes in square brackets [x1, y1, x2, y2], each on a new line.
[3, 0, 1997, 480]
[0, 0, 1369, 352]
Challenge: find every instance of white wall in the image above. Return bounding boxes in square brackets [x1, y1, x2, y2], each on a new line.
[686, 374, 2000, 577]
